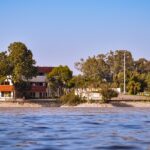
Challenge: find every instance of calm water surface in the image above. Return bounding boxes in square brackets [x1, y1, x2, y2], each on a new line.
[0, 107, 150, 150]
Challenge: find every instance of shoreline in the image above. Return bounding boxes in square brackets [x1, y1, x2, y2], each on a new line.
[1, 101, 150, 108]
[0, 102, 150, 108]
[0, 100, 61, 107]
[1, 94, 150, 108]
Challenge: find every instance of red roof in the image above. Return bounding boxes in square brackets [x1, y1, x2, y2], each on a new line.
[37, 67, 53, 74]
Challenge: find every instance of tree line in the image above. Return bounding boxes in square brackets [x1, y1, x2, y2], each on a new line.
[74, 50, 150, 95]
[47, 50, 150, 98]
[0, 42, 150, 99]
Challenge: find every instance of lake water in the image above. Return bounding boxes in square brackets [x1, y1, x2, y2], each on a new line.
[0, 107, 150, 150]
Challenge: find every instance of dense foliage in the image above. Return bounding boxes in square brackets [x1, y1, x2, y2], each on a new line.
[60, 91, 85, 106]
[0, 42, 37, 98]
[47, 65, 73, 97]
[75, 50, 150, 95]
[8, 42, 37, 82]
[100, 84, 119, 103]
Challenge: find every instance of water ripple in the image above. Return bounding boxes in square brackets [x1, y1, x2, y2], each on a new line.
[0, 108, 150, 150]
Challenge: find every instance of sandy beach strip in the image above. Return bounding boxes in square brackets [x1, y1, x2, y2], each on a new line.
[1, 100, 150, 108]
[0, 100, 60, 107]
[0, 102, 42, 107]
[62, 102, 150, 108]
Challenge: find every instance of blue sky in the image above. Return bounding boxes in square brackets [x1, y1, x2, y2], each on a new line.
[0, 0, 150, 74]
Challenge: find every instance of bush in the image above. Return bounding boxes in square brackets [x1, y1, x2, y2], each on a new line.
[100, 86, 118, 103]
[60, 91, 85, 106]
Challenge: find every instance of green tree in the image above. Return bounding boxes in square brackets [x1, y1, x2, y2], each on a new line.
[107, 50, 134, 74]
[75, 55, 110, 87]
[8, 42, 37, 98]
[145, 73, 150, 92]
[47, 65, 73, 97]
[126, 71, 141, 94]
[75, 49, 149, 95]
[134, 58, 150, 73]
[75, 50, 134, 89]
[0, 51, 12, 83]
[60, 91, 85, 106]
[70, 75, 89, 88]
[100, 84, 118, 103]
[127, 81, 141, 95]
[8, 42, 37, 81]
[107, 50, 134, 87]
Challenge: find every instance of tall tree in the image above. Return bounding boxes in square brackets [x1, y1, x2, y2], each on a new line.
[8, 42, 37, 82]
[105, 50, 134, 91]
[8, 42, 37, 98]
[107, 50, 134, 77]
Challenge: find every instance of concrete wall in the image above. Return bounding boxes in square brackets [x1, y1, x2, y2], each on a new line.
[75, 88, 102, 100]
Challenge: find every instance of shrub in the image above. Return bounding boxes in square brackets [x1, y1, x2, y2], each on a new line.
[100, 86, 118, 103]
[60, 91, 85, 106]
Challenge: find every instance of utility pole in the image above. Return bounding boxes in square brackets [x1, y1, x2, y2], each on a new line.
[124, 52, 126, 94]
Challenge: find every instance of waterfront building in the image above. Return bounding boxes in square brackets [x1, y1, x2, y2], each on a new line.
[27, 66, 53, 99]
[0, 66, 53, 100]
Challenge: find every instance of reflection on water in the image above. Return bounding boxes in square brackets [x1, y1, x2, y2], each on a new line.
[0, 107, 150, 150]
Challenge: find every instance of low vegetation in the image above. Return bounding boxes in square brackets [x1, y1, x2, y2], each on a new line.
[60, 91, 85, 106]
[100, 85, 119, 103]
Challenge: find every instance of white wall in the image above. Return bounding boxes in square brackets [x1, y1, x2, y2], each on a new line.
[75, 88, 102, 100]
[28, 76, 47, 82]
